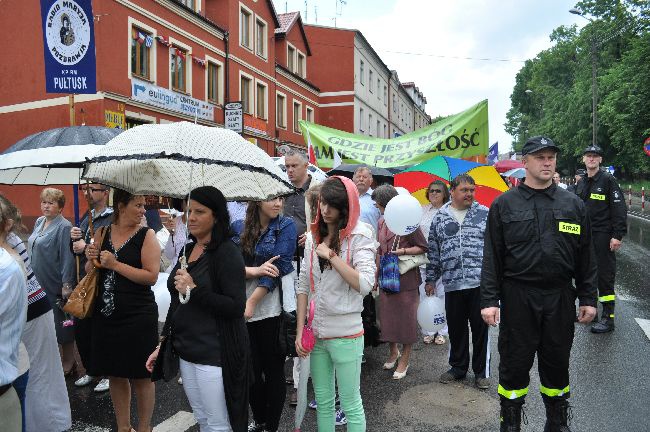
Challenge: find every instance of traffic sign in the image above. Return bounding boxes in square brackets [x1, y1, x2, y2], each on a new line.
[225, 102, 243, 133]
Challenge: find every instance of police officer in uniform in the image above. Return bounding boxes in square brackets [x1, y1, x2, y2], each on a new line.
[481, 136, 597, 432]
[575, 144, 627, 333]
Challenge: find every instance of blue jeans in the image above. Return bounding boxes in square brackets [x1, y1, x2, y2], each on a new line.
[310, 336, 365, 431]
[12, 370, 29, 432]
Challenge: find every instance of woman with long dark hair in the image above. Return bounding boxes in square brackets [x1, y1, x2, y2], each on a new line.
[295, 176, 378, 431]
[231, 197, 296, 432]
[85, 188, 160, 432]
[147, 186, 250, 432]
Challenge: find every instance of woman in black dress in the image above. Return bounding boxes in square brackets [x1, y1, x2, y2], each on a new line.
[85, 189, 160, 432]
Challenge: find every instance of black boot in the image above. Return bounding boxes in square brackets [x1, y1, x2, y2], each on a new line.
[543, 398, 572, 432]
[500, 400, 525, 432]
[591, 302, 615, 333]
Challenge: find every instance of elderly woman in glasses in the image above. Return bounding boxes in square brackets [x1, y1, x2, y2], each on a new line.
[419, 180, 450, 345]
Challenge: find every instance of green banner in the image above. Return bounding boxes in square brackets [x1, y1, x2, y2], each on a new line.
[300, 99, 488, 168]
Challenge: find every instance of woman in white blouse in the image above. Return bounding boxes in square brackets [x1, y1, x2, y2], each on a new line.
[419, 180, 450, 345]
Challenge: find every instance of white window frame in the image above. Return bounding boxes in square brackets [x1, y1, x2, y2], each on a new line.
[359, 107, 365, 133]
[359, 60, 364, 86]
[306, 106, 314, 123]
[287, 43, 297, 73]
[128, 17, 157, 83]
[168, 37, 192, 95]
[293, 100, 302, 133]
[297, 50, 306, 78]
[276, 91, 287, 129]
[205, 55, 224, 106]
[178, 0, 198, 11]
[254, 15, 268, 60]
[368, 70, 373, 93]
[255, 79, 268, 120]
[239, 70, 255, 114]
[239, 3, 253, 51]
[368, 113, 373, 136]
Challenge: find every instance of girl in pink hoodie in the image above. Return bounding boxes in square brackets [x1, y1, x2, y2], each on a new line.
[295, 176, 378, 432]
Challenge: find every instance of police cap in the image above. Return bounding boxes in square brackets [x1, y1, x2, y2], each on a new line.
[583, 144, 603, 156]
[521, 136, 560, 156]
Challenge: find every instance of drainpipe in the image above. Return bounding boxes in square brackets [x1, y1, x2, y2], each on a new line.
[224, 31, 230, 103]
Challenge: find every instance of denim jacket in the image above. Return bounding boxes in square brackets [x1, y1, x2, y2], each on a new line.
[231, 216, 297, 322]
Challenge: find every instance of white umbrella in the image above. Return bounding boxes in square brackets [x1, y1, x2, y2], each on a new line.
[83, 122, 294, 200]
[502, 167, 526, 179]
[272, 156, 328, 183]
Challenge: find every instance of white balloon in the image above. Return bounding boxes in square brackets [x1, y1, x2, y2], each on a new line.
[151, 272, 171, 322]
[417, 296, 446, 334]
[394, 186, 410, 196]
[384, 194, 423, 235]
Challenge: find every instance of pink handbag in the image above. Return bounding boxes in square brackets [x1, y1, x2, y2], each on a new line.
[301, 300, 316, 352]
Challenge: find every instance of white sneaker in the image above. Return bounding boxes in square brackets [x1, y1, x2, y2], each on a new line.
[74, 375, 93, 387]
[93, 378, 110, 392]
[178, 377, 183, 385]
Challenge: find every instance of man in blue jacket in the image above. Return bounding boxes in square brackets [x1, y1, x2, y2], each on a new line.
[425, 174, 490, 390]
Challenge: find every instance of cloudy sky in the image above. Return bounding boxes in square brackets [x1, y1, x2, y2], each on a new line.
[274, 0, 587, 152]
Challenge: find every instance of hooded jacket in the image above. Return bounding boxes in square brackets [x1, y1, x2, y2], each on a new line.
[425, 200, 488, 292]
[295, 176, 378, 339]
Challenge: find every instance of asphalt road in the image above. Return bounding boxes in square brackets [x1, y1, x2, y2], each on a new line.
[68, 216, 650, 432]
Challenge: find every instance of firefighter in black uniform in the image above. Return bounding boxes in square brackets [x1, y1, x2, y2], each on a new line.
[480, 136, 597, 432]
[575, 144, 627, 333]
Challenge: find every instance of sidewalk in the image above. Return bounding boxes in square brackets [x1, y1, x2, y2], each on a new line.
[625, 194, 650, 221]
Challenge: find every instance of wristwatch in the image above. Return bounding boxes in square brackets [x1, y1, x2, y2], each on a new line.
[328, 249, 336, 260]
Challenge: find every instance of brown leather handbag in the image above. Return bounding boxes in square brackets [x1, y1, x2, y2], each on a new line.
[63, 226, 108, 319]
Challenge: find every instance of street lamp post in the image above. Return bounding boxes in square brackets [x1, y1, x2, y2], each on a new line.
[570, 8, 598, 147]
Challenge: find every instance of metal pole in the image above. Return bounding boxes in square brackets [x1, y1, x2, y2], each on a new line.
[591, 36, 598, 146]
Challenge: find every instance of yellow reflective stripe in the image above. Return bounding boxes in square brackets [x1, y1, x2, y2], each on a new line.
[498, 384, 528, 399]
[540, 384, 570, 397]
[599, 295, 615, 302]
[590, 193, 606, 200]
[558, 222, 581, 235]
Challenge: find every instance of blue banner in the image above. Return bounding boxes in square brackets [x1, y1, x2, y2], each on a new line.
[487, 142, 498, 165]
[40, 0, 97, 94]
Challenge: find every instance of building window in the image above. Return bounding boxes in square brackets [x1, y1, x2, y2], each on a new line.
[178, 0, 196, 10]
[255, 17, 267, 58]
[384, 124, 387, 138]
[359, 107, 364, 132]
[306, 106, 314, 123]
[240, 5, 252, 49]
[293, 101, 302, 133]
[368, 113, 373, 136]
[256, 81, 267, 120]
[276, 93, 286, 128]
[369, 70, 373, 93]
[207, 61, 222, 104]
[393, 94, 397, 112]
[240, 75, 253, 114]
[359, 60, 364, 85]
[377, 79, 381, 98]
[384, 85, 388, 105]
[171, 47, 187, 92]
[131, 27, 152, 80]
[297, 52, 306, 77]
[287, 44, 296, 72]
[377, 120, 381, 137]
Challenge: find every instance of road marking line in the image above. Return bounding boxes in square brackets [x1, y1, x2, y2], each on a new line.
[635, 318, 650, 341]
[153, 410, 197, 432]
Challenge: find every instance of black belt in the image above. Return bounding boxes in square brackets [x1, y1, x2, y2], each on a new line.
[0, 383, 11, 397]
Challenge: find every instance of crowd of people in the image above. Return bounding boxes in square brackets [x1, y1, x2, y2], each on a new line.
[0, 137, 626, 432]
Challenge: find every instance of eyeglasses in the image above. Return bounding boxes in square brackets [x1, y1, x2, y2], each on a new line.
[428, 189, 443, 194]
[84, 188, 106, 193]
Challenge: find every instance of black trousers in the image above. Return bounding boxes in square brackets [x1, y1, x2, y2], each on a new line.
[247, 316, 286, 431]
[445, 287, 490, 377]
[498, 283, 575, 402]
[593, 232, 616, 304]
[74, 317, 92, 371]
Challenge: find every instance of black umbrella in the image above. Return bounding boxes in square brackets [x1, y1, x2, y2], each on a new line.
[327, 164, 395, 184]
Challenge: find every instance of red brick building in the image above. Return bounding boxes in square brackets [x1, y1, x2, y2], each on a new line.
[0, 0, 320, 223]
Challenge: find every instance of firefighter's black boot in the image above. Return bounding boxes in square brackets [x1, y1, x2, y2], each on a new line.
[543, 398, 572, 432]
[591, 302, 615, 333]
[500, 400, 524, 432]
